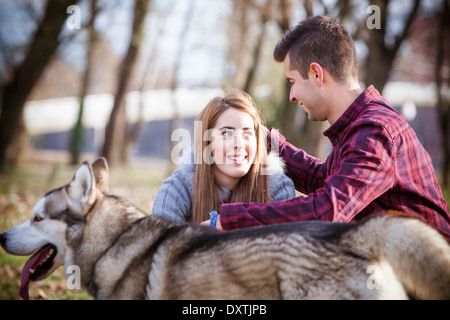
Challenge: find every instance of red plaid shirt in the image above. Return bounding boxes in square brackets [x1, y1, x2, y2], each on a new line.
[220, 85, 450, 242]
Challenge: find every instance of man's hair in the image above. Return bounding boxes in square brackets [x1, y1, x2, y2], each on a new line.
[274, 16, 358, 85]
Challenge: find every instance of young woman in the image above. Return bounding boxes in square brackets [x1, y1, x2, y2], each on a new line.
[152, 89, 295, 224]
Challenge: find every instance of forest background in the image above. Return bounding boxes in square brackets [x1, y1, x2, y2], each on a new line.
[0, 0, 449, 299]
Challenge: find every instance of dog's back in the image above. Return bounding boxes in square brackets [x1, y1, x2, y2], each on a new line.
[145, 213, 450, 299]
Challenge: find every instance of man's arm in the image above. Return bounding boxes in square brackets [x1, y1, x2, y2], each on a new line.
[220, 123, 396, 230]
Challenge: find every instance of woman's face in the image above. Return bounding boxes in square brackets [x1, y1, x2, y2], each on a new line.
[209, 108, 257, 190]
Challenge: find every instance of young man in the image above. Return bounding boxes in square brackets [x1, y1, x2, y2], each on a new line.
[215, 16, 450, 242]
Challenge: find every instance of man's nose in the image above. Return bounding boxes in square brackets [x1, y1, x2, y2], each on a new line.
[289, 87, 297, 103]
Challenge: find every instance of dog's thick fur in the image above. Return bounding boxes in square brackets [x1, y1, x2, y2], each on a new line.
[1, 158, 450, 300]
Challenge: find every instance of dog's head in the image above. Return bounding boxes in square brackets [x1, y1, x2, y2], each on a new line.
[0, 158, 109, 299]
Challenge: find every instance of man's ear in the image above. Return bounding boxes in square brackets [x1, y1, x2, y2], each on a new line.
[66, 161, 96, 212]
[92, 157, 109, 193]
[309, 62, 324, 86]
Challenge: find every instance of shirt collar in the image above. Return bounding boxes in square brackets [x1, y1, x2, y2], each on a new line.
[323, 85, 380, 146]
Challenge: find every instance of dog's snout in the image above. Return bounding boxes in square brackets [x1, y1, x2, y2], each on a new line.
[0, 232, 6, 248]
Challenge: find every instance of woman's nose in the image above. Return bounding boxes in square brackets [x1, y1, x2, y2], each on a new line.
[234, 133, 245, 149]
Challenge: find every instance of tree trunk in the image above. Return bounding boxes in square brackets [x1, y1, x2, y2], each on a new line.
[435, 0, 450, 187]
[242, 0, 271, 93]
[101, 0, 151, 166]
[226, 0, 249, 89]
[0, 0, 70, 171]
[166, 0, 195, 173]
[276, 0, 323, 151]
[364, 0, 421, 92]
[71, 0, 99, 165]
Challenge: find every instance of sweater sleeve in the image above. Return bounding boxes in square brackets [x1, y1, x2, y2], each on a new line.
[268, 173, 296, 202]
[151, 170, 193, 224]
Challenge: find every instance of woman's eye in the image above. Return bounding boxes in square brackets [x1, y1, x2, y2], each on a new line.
[222, 130, 233, 137]
[242, 130, 255, 139]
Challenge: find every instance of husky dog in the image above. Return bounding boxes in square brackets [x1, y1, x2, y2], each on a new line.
[1, 158, 450, 300]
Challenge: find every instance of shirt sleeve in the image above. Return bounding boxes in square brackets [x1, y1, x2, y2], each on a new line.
[220, 123, 397, 230]
[151, 170, 193, 224]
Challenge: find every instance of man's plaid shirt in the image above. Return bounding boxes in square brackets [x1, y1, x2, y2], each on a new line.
[220, 86, 450, 242]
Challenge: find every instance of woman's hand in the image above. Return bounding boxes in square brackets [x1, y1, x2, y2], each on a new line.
[200, 215, 223, 230]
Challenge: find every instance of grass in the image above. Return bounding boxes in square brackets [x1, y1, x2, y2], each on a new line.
[0, 150, 170, 300]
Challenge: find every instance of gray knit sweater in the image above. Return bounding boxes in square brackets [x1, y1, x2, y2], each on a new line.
[152, 153, 295, 224]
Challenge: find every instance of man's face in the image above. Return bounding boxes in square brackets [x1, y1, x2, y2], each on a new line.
[283, 55, 327, 122]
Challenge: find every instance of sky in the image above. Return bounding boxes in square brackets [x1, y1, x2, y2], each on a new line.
[90, 0, 232, 88]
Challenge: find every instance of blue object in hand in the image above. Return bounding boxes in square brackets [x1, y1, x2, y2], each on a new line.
[210, 211, 218, 227]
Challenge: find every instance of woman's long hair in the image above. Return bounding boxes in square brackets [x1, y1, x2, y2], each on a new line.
[192, 89, 270, 223]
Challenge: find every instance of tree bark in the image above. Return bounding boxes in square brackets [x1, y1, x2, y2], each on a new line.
[71, 0, 99, 165]
[243, 0, 271, 93]
[364, 0, 421, 92]
[435, 0, 450, 186]
[101, 0, 150, 166]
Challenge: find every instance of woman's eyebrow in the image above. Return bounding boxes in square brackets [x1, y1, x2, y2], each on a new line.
[218, 126, 254, 131]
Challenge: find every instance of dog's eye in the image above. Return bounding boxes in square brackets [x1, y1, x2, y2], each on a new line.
[33, 216, 44, 222]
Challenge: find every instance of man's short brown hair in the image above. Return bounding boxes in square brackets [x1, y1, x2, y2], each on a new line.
[274, 16, 358, 85]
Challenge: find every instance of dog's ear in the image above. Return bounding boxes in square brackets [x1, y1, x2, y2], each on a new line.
[66, 161, 96, 213]
[92, 157, 109, 193]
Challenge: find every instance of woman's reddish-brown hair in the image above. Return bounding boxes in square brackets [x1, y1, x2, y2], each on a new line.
[192, 89, 270, 223]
